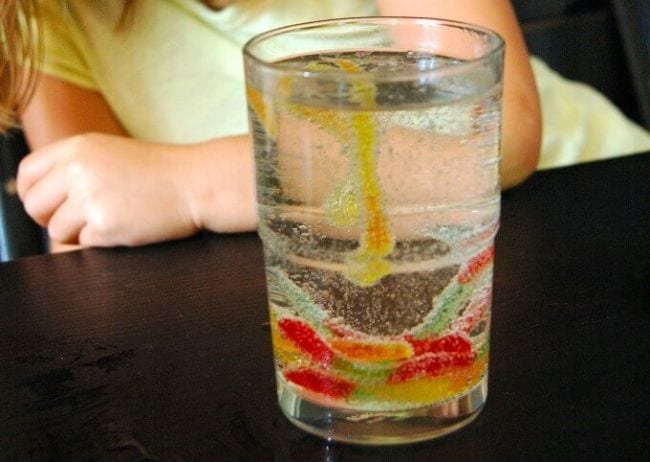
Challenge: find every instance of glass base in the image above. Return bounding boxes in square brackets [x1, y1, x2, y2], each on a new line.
[278, 374, 487, 445]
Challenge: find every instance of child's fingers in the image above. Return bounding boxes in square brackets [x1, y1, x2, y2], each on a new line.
[20, 165, 68, 227]
[47, 198, 86, 245]
[16, 141, 66, 201]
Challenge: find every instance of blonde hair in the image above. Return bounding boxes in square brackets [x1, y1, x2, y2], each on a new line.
[0, 0, 136, 134]
[0, 0, 41, 133]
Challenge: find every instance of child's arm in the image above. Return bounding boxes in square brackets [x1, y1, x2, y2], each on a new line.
[17, 74, 256, 249]
[378, 0, 542, 189]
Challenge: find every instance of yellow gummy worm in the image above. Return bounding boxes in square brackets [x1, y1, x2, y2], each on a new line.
[247, 58, 395, 286]
[246, 86, 276, 138]
[326, 59, 395, 286]
[248, 71, 360, 226]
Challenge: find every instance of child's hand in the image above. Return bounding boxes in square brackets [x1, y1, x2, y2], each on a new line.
[17, 133, 206, 247]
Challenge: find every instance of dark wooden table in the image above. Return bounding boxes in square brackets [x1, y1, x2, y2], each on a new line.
[1, 153, 648, 461]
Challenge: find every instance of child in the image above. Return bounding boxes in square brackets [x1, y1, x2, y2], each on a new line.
[0, 1, 549, 251]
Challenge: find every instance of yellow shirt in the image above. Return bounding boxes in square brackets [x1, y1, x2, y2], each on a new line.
[37, 0, 650, 164]
[38, 0, 378, 143]
[531, 57, 650, 168]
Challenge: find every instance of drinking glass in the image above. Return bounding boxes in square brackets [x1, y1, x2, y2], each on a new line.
[244, 17, 503, 444]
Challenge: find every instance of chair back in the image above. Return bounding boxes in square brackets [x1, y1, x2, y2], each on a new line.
[611, 0, 650, 127]
[515, 0, 649, 128]
[0, 129, 46, 262]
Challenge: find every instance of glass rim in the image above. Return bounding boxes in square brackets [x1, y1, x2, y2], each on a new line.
[243, 16, 505, 81]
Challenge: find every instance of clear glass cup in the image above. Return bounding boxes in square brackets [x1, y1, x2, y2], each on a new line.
[244, 17, 503, 445]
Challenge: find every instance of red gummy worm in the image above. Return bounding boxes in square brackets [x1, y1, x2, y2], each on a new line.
[278, 318, 334, 366]
[458, 245, 495, 284]
[406, 333, 473, 357]
[388, 351, 475, 383]
[285, 368, 355, 399]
